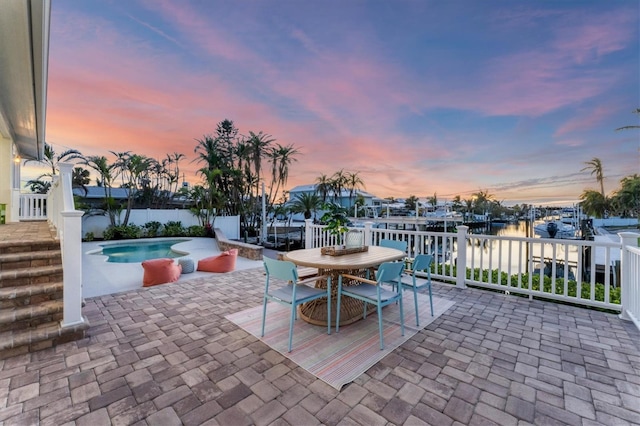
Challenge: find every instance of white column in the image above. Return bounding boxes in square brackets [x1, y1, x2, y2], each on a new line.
[618, 232, 640, 322]
[305, 219, 313, 248]
[364, 221, 373, 247]
[60, 210, 85, 327]
[456, 225, 468, 289]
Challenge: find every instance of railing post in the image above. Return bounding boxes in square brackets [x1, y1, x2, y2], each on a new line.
[364, 222, 373, 246]
[61, 210, 85, 326]
[305, 219, 313, 248]
[456, 225, 468, 289]
[58, 163, 86, 327]
[618, 232, 640, 321]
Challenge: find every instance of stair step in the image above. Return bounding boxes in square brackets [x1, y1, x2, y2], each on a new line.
[0, 265, 63, 288]
[0, 317, 90, 359]
[0, 299, 63, 325]
[0, 240, 60, 255]
[0, 281, 64, 301]
[0, 250, 62, 270]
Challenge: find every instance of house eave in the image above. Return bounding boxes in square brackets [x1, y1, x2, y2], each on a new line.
[0, 0, 51, 161]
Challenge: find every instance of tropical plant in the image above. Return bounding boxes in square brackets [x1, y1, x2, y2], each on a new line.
[615, 108, 640, 131]
[315, 174, 332, 203]
[25, 179, 51, 194]
[72, 167, 91, 196]
[319, 202, 350, 239]
[345, 171, 365, 208]
[290, 193, 322, 220]
[82, 155, 119, 226]
[405, 195, 419, 211]
[24, 142, 83, 178]
[581, 157, 605, 197]
[610, 174, 640, 218]
[579, 190, 609, 218]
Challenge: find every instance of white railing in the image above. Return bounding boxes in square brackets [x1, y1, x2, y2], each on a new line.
[48, 163, 85, 328]
[304, 220, 640, 323]
[619, 233, 640, 330]
[19, 193, 48, 220]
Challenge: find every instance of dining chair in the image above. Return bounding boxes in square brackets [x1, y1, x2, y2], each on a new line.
[379, 238, 407, 254]
[336, 261, 405, 350]
[390, 254, 434, 327]
[262, 257, 331, 352]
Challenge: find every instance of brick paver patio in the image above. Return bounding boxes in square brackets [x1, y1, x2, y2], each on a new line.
[1, 264, 639, 425]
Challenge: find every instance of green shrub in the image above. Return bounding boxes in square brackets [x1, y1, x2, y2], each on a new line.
[186, 225, 206, 237]
[418, 260, 621, 306]
[143, 221, 163, 237]
[83, 232, 94, 242]
[103, 224, 143, 240]
[163, 221, 185, 237]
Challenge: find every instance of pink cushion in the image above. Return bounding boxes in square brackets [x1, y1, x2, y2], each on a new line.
[142, 258, 182, 287]
[197, 249, 238, 273]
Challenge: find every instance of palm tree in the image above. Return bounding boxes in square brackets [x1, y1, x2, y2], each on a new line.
[615, 108, 640, 131]
[345, 171, 365, 208]
[610, 174, 640, 218]
[246, 131, 275, 195]
[72, 167, 91, 196]
[330, 170, 348, 203]
[579, 189, 609, 218]
[83, 155, 118, 226]
[290, 193, 322, 220]
[24, 142, 83, 177]
[581, 157, 605, 197]
[25, 179, 51, 194]
[268, 144, 299, 206]
[315, 174, 332, 203]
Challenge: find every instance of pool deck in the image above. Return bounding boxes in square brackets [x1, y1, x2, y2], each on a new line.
[83, 238, 265, 298]
[1, 221, 639, 425]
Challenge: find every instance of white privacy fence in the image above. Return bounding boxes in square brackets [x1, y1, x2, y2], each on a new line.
[304, 220, 640, 330]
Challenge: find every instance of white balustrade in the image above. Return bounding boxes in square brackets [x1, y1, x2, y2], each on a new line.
[304, 221, 640, 329]
[18, 193, 48, 220]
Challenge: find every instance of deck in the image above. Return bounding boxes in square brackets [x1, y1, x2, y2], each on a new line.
[0, 221, 639, 425]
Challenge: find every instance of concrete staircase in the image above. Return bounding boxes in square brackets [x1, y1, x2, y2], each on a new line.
[0, 239, 89, 359]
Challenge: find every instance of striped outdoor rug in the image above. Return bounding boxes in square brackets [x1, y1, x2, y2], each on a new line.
[226, 292, 455, 390]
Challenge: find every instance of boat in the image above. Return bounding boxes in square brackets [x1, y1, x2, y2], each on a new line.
[533, 220, 577, 239]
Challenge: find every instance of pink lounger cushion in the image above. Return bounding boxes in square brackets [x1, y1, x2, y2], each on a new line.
[197, 249, 238, 273]
[142, 258, 182, 287]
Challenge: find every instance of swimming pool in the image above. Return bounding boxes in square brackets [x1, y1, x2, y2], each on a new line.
[96, 239, 190, 263]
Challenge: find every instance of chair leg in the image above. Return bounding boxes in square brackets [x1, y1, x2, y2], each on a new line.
[413, 289, 420, 327]
[288, 304, 295, 352]
[399, 293, 405, 337]
[261, 299, 268, 337]
[326, 277, 332, 335]
[428, 283, 434, 316]
[377, 304, 384, 350]
[336, 277, 342, 332]
[363, 302, 368, 319]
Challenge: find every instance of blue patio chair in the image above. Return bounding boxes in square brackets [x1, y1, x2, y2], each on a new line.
[336, 261, 405, 350]
[262, 257, 331, 352]
[379, 238, 407, 254]
[390, 254, 434, 327]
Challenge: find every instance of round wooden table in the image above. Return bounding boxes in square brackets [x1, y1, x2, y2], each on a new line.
[284, 246, 405, 326]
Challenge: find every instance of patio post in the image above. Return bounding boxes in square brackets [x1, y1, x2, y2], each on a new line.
[58, 163, 86, 327]
[305, 219, 313, 249]
[364, 221, 373, 246]
[618, 232, 640, 322]
[456, 225, 468, 289]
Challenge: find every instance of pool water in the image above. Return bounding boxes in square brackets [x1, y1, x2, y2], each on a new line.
[98, 239, 190, 263]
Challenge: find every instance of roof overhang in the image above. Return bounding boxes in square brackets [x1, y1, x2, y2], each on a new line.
[0, 0, 51, 161]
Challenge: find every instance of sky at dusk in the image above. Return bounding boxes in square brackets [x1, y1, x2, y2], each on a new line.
[32, 0, 640, 206]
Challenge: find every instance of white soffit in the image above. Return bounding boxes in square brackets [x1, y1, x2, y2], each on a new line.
[0, 0, 50, 160]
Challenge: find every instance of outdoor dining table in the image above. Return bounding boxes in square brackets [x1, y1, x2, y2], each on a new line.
[283, 246, 405, 326]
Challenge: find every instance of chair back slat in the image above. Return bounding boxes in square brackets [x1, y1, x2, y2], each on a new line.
[379, 238, 407, 253]
[263, 257, 298, 282]
[376, 261, 405, 283]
